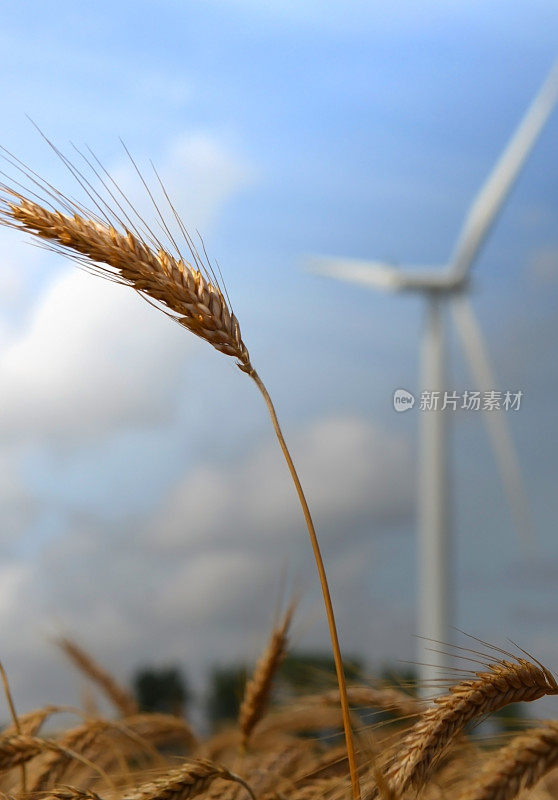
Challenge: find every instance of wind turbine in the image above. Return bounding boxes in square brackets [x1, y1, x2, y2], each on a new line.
[308, 62, 558, 693]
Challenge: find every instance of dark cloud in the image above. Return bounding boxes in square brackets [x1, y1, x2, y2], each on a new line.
[0, 411, 414, 713]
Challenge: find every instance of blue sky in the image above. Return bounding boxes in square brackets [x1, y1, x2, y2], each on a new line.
[0, 1, 558, 714]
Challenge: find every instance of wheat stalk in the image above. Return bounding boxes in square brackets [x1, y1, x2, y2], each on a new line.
[57, 637, 138, 718]
[246, 372, 359, 798]
[0, 152, 360, 800]
[458, 720, 558, 800]
[384, 656, 558, 796]
[239, 605, 294, 748]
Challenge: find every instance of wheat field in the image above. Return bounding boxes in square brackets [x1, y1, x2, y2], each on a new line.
[0, 627, 556, 800]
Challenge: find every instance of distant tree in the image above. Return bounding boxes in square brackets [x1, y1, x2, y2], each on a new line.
[205, 666, 246, 728]
[133, 666, 189, 717]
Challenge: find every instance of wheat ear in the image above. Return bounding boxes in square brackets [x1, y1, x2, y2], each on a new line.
[0, 735, 47, 771]
[0, 167, 360, 800]
[384, 656, 558, 796]
[56, 637, 138, 717]
[0, 734, 112, 786]
[2, 705, 58, 737]
[44, 788, 103, 800]
[458, 720, 558, 800]
[239, 605, 294, 749]
[43, 788, 103, 800]
[123, 759, 256, 800]
[28, 721, 111, 791]
[0, 194, 252, 371]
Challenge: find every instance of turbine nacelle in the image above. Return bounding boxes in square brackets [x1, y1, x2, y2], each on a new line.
[307, 256, 469, 294]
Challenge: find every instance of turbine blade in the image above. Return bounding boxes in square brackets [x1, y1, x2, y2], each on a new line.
[451, 296, 534, 550]
[450, 60, 558, 281]
[306, 255, 405, 291]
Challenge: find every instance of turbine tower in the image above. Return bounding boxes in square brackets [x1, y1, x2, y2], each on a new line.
[308, 62, 558, 693]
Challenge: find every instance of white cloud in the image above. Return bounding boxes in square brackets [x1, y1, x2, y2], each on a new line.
[158, 551, 272, 619]
[0, 561, 30, 618]
[0, 448, 38, 540]
[0, 270, 191, 441]
[109, 131, 255, 236]
[151, 414, 412, 551]
[247, 416, 410, 532]
[0, 227, 52, 309]
[157, 134, 254, 230]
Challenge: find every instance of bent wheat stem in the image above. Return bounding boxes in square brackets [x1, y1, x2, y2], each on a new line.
[249, 370, 360, 800]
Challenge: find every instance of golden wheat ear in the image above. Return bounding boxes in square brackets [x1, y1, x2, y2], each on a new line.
[239, 604, 295, 749]
[457, 720, 558, 800]
[0, 191, 253, 372]
[384, 653, 558, 797]
[0, 143, 360, 800]
[123, 759, 256, 800]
